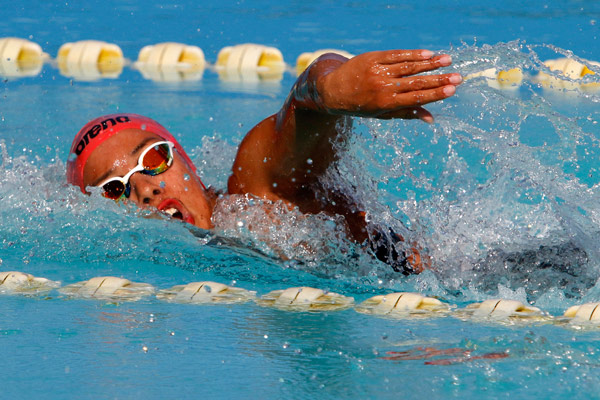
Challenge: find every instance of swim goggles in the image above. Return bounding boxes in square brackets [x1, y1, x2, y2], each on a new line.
[97, 141, 174, 201]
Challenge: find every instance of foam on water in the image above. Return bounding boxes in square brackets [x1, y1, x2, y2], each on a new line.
[1, 42, 600, 310]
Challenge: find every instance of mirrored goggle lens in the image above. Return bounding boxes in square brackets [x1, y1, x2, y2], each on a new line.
[143, 143, 171, 174]
[102, 180, 126, 200]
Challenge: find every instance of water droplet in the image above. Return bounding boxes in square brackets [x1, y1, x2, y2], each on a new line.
[160, 181, 166, 189]
[142, 346, 148, 353]
[272, 182, 278, 188]
[237, 221, 244, 227]
[183, 173, 190, 181]
[264, 334, 269, 339]
[306, 158, 313, 165]
[67, 153, 77, 162]
[141, 124, 147, 131]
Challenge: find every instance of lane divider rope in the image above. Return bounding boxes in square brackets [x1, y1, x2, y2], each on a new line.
[0, 37, 597, 90]
[2, 271, 599, 327]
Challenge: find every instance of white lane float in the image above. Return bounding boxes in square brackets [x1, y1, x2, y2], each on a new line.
[295, 49, 353, 75]
[257, 286, 354, 311]
[457, 299, 546, 321]
[563, 302, 600, 323]
[355, 292, 450, 317]
[57, 40, 124, 81]
[464, 67, 524, 90]
[215, 43, 285, 82]
[0, 271, 60, 294]
[536, 57, 600, 92]
[135, 42, 206, 82]
[59, 276, 154, 301]
[156, 281, 256, 304]
[0, 37, 48, 77]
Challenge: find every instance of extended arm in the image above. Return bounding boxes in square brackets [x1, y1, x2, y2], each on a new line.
[284, 49, 460, 121]
[228, 49, 461, 202]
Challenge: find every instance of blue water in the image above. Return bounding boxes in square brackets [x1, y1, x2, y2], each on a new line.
[1, 1, 600, 398]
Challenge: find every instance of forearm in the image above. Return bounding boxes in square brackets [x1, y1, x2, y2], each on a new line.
[284, 53, 348, 112]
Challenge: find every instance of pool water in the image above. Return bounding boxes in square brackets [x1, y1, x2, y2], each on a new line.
[1, 1, 600, 398]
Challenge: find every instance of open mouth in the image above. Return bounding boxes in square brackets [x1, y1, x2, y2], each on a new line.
[163, 207, 184, 220]
[157, 199, 195, 225]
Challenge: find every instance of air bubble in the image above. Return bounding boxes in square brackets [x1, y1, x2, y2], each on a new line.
[183, 173, 190, 181]
[306, 158, 313, 165]
[160, 181, 166, 189]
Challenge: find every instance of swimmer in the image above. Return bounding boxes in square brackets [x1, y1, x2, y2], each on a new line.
[67, 50, 461, 274]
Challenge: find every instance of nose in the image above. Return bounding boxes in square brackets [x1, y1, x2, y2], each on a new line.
[128, 173, 163, 206]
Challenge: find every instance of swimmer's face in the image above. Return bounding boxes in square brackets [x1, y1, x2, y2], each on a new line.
[83, 129, 214, 229]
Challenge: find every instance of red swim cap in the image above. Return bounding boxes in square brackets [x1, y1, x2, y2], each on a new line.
[66, 113, 202, 193]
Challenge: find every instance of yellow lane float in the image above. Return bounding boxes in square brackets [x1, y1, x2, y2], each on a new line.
[0, 37, 48, 77]
[536, 57, 600, 92]
[0, 271, 60, 294]
[257, 286, 354, 311]
[457, 299, 546, 321]
[355, 292, 450, 317]
[215, 43, 285, 82]
[156, 281, 256, 304]
[465, 67, 524, 89]
[59, 276, 154, 301]
[135, 42, 206, 82]
[295, 49, 353, 75]
[57, 40, 124, 81]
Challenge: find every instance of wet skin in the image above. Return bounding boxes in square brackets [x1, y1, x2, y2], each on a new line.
[83, 50, 461, 268]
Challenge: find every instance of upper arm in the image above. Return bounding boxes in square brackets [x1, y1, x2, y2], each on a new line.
[227, 54, 352, 201]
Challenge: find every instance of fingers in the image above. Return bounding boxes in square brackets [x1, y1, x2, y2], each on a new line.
[378, 84, 455, 112]
[373, 49, 436, 64]
[392, 73, 462, 93]
[375, 83, 457, 123]
[378, 55, 453, 77]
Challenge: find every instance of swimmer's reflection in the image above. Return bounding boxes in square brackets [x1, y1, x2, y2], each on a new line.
[457, 240, 594, 299]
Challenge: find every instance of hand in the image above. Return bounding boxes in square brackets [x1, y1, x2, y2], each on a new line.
[319, 50, 461, 123]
